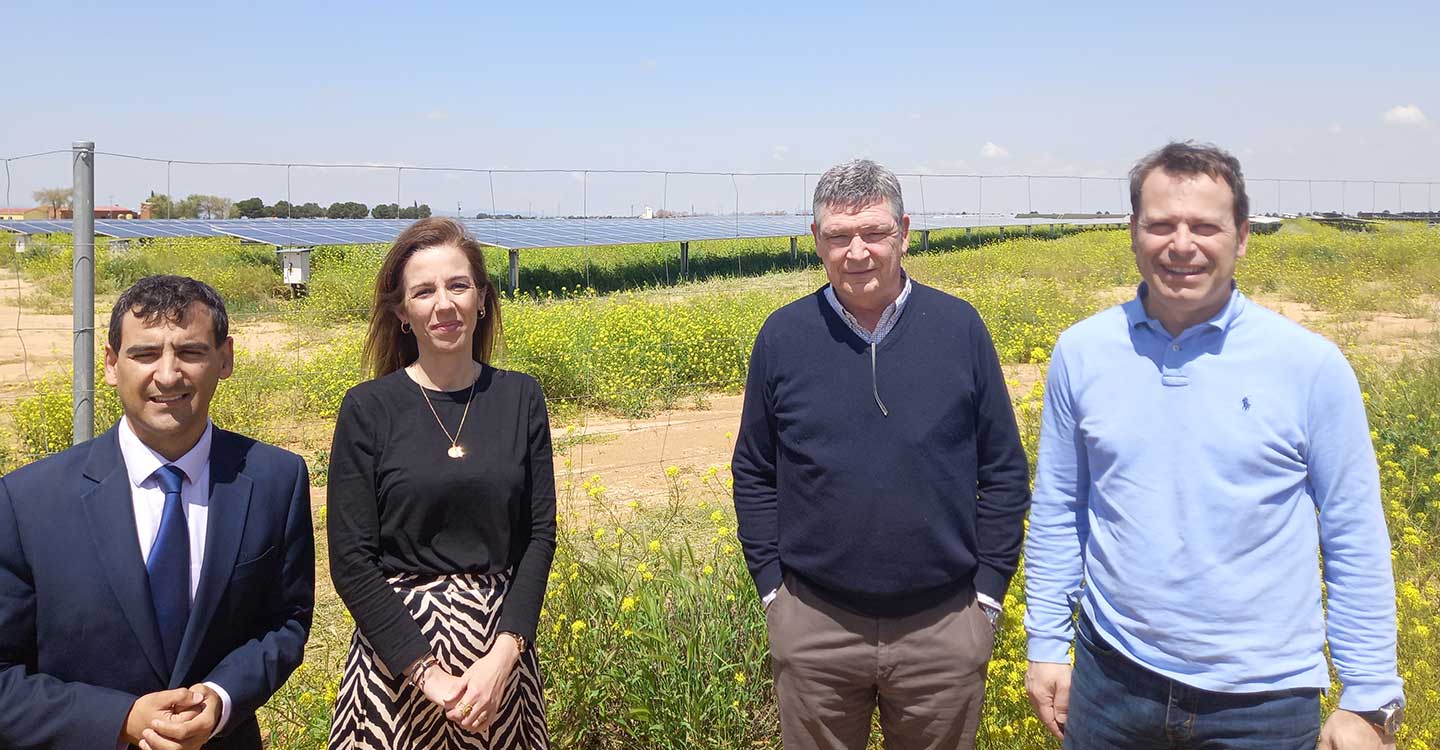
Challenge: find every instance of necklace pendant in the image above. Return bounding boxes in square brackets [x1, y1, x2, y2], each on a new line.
[448, 445, 466, 459]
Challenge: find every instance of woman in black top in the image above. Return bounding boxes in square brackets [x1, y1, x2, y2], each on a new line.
[328, 218, 554, 749]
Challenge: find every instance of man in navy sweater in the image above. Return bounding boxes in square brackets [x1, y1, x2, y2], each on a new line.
[733, 159, 1030, 750]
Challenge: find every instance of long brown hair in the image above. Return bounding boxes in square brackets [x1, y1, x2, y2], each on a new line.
[361, 217, 504, 379]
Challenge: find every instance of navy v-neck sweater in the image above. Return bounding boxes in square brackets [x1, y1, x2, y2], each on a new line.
[732, 282, 1030, 616]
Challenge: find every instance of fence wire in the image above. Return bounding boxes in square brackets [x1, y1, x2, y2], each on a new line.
[4, 145, 1438, 494]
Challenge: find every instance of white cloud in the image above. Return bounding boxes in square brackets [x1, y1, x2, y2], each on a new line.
[909, 112, 922, 121]
[424, 111, 449, 121]
[981, 142, 1009, 159]
[643, 59, 658, 72]
[1382, 104, 1429, 127]
[772, 145, 790, 162]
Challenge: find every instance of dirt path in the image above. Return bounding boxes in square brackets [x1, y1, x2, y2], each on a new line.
[549, 362, 1047, 508]
[0, 270, 76, 405]
[0, 270, 306, 404]
[5, 275, 1435, 508]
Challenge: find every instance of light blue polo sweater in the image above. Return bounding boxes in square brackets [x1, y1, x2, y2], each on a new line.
[1024, 286, 1403, 711]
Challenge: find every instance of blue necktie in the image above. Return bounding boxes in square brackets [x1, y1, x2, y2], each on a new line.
[149, 464, 190, 673]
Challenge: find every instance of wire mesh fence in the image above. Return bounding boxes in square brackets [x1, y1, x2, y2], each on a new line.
[3, 145, 1438, 485]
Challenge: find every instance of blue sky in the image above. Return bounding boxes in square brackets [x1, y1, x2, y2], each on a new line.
[3, 0, 1437, 216]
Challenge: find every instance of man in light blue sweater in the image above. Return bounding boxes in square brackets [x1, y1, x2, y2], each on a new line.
[1024, 142, 1403, 750]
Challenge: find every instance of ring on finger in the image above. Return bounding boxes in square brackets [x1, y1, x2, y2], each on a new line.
[458, 703, 473, 717]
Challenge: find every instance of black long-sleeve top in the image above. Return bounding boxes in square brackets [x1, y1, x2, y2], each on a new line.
[732, 283, 1031, 617]
[327, 365, 556, 675]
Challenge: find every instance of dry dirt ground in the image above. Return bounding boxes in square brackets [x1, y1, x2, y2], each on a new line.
[4, 274, 1436, 509]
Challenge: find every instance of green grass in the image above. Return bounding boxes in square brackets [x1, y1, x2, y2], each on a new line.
[6, 220, 1440, 749]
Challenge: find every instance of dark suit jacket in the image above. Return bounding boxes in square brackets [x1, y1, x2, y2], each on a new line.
[0, 425, 315, 750]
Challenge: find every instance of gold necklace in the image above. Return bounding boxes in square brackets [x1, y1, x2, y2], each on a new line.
[414, 366, 477, 459]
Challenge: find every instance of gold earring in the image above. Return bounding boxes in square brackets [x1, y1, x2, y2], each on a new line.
[401, 321, 412, 333]
[478, 306, 487, 320]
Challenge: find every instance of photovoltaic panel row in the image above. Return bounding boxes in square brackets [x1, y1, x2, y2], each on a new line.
[2, 215, 1131, 249]
[216, 220, 412, 247]
[98, 220, 234, 239]
[0, 219, 234, 238]
[0, 220, 71, 236]
[457, 216, 814, 249]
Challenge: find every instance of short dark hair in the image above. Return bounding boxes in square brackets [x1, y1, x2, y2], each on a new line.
[107, 275, 230, 351]
[1129, 141, 1249, 229]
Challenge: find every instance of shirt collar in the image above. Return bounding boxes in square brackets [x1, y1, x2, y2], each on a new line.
[824, 272, 913, 328]
[1123, 281, 1245, 336]
[118, 416, 213, 488]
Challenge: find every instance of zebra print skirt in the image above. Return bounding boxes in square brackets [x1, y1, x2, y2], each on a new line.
[328, 571, 548, 750]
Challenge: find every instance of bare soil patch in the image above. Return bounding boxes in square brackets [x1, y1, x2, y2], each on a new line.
[4, 271, 1436, 509]
[0, 270, 82, 405]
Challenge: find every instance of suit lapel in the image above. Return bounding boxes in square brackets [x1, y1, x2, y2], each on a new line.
[172, 429, 252, 686]
[80, 428, 169, 684]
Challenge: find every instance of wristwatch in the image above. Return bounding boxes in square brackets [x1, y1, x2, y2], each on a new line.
[1356, 700, 1403, 736]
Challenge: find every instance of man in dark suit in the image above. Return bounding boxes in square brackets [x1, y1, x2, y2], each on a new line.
[0, 275, 314, 750]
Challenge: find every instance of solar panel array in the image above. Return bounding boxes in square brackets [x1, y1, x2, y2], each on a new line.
[0, 215, 1130, 250]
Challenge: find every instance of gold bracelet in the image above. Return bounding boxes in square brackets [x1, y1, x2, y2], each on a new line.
[499, 631, 528, 654]
[409, 653, 439, 689]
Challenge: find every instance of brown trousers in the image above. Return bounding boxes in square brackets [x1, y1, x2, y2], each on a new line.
[766, 574, 995, 750]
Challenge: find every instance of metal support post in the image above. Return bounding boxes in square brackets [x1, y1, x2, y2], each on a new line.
[921, 230, 929, 252]
[507, 249, 520, 294]
[789, 236, 798, 264]
[680, 241, 690, 278]
[72, 141, 96, 444]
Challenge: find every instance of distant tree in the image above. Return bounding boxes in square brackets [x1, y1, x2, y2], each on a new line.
[32, 187, 72, 217]
[235, 197, 267, 218]
[296, 202, 324, 218]
[327, 201, 368, 219]
[197, 196, 233, 220]
[146, 192, 176, 219]
[398, 202, 432, 219]
[371, 203, 399, 219]
[174, 194, 205, 219]
[270, 200, 293, 218]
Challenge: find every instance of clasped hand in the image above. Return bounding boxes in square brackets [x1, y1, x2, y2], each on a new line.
[419, 637, 521, 734]
[123, 684, 221, 750]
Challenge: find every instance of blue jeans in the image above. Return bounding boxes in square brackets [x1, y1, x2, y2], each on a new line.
[1064, 614, 1321, 750]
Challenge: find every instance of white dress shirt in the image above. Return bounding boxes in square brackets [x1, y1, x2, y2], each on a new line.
[117, 417, 232, 734]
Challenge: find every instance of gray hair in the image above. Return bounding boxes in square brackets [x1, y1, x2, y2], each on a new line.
[812, 159, 904, 226]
